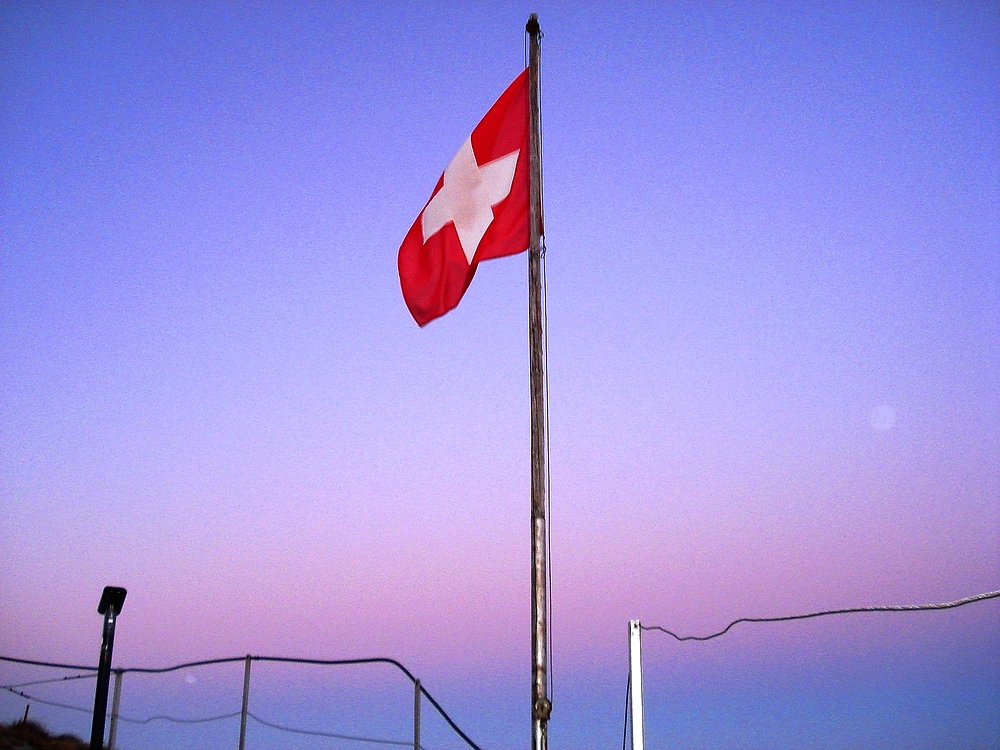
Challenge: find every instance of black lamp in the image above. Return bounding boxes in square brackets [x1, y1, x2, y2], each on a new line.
[90, 586, 127, 750]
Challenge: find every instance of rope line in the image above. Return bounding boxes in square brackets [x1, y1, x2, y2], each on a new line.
[621, 672, 631, 750]
[117, 655, 404, 674]
[542, 240, 554, 706]
[2, 673, 97, 690]
[248, 657, 483, 750]
[1, 685, 242, 725]
[1, 684, 425, 748]
[0, 653, 483, 750]
[532, 17, 554, 708]
[641, 589, 1000, 642]
[0, 656, 96, 671]
[248, 712, 423, 748]
[1, 685, 424, 747]
[1, 686, 92, 716]
[117, 711, 242, 725]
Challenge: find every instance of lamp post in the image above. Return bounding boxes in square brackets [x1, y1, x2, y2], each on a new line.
[90, 586, 127, 750]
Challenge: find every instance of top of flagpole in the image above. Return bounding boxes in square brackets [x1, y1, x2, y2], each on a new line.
[526, 13, 543, 255]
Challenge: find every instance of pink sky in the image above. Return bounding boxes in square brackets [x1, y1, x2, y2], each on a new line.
[2, 3, 997, 748]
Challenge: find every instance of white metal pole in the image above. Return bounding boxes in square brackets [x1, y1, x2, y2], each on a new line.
[108, 670, 123, 750]
[629, 620, 645, 750]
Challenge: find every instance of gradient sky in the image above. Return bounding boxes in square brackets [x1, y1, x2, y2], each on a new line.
[2, 2, 998, 749]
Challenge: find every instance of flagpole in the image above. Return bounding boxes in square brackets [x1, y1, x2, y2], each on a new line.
[525, 13, 550, 750]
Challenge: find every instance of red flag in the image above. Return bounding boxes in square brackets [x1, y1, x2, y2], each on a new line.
[398, 70, 530, 326]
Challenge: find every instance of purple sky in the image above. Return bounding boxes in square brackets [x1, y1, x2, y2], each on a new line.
[2, 3, 998, 749]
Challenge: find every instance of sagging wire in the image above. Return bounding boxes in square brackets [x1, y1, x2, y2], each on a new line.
[642, 589, 1000, 642]
[249, 712, 423, 748]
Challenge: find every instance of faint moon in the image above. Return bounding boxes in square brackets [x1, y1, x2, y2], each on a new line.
[186, 673, 197, 684]
[869, 404, 896, 431]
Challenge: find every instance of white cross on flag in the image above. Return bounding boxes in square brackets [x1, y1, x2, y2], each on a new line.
[398, 70, 530, 326]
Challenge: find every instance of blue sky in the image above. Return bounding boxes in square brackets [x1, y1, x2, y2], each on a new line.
[2, 3, 998, 749]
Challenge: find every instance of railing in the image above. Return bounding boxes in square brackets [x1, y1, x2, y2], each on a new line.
[2, 653, 484, 750]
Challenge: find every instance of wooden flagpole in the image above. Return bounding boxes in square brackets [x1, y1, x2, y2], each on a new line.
[525, 13, 550, 750]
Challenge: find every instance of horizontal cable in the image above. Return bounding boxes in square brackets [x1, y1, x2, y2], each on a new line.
[116, 710, 242, 725]
[2, 673, 97, 690]
[248, 712, 424, 748]
[1, 685, 91, 716]
[2, 685, 242, 725]
[2, 685, 422, 747]
[0, 653, 484, 750]
[0, 655, 95, 671]
[254, 657, 481, 750]
[642, 589, 1000, 642]
[111, 656, 247, 674]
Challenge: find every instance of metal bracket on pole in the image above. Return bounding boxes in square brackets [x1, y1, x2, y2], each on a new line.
[238, 655, 252, 750]
[629, 620, 645, 750]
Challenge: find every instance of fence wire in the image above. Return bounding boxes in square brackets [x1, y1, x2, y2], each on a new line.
[621, 587, 1000, 748]
[1, 653, 483, 750]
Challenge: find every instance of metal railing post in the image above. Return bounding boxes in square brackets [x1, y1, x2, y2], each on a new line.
[629, 620, 645, 750]
[238, 655, 252, 750]
[108, 670, 123, 750]
[413, 678, 421, 750]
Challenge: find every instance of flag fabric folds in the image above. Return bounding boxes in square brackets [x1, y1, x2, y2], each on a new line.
[398, 70, 530, 326]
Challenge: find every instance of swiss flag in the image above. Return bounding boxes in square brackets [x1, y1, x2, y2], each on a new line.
[398, 70, 530, 326]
